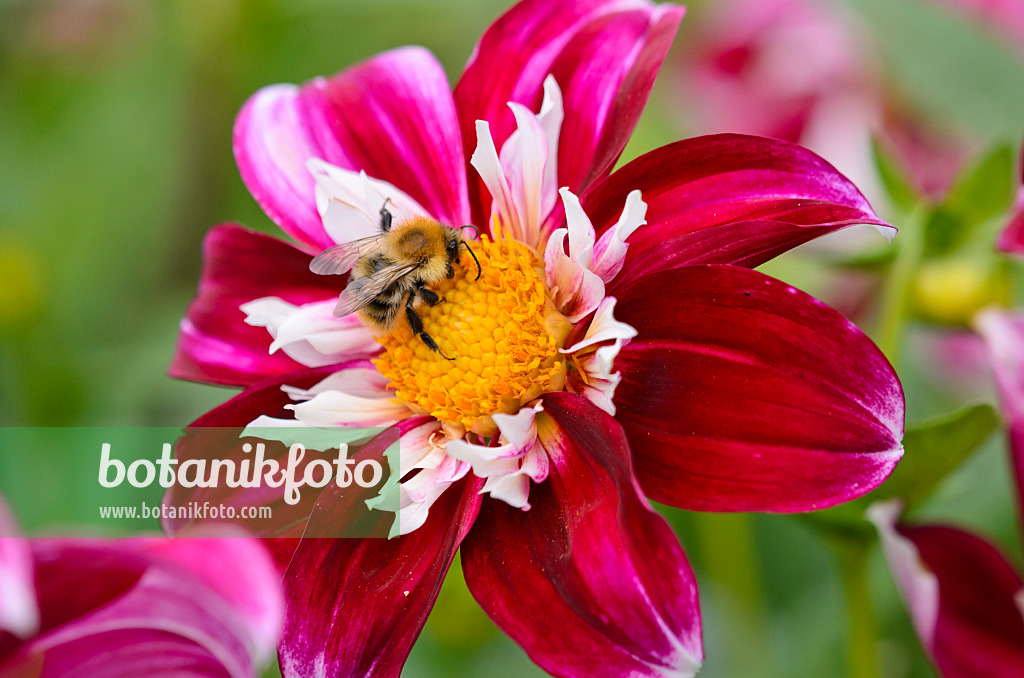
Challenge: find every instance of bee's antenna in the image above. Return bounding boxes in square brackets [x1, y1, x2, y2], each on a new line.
[461, 241, 482, 281]
[460, 224, 479, 239]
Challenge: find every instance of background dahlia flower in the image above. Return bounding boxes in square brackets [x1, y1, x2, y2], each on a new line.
[870, 307, 1024, 677]
[0, 496, 283, 678]
[868, 162, 1024, 678]
[167, 0, 905, 676]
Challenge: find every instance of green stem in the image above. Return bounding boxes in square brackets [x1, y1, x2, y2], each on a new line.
[694, 513, 767, 674]
[833, 539, 879, 678]
[876, 205, 927, 363]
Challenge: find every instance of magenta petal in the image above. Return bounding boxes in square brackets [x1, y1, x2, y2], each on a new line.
[580, 135, 891, 289]
[314, 47, 469, 226]
[613, 265, 904, 512]
[551, 4, 683, 193]
[168, 225, 343, 387]
[162, 364, 343, 541]
[872, 507, 1024, 677]
[277, 476, 482, 678]
[235, 47, 468, 247]
[0, 499, 38, 654]
[234, 85, 340, 251]
[455, 0, 682, 222]
[997, 206, 1024, 257]
[462, 392, 703, 678]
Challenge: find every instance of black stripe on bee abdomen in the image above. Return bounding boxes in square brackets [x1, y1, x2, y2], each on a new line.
[361, 298, 402, 330]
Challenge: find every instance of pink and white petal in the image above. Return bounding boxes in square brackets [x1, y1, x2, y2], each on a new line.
[393, 417, 447, 473]
[491, 404, 543, 452]
[590, 189, 646, 283]
[470, 121, 519, 238]
[566, 341, 623, 416]
[479, 469, 533, 510]
[544, 228, 606, 322]
[561, 297, 636, 354]
[462, 392, 702, 678]
[235, 48, 468, 246]
[613, 265, 904, 512]
[287, 390, 410, 428]
[280, 361, 391, 401]
[241, 298, 380, 368]
[277, 476, 482, 678]
[580, 135, 893, 290]
[559, 188, 596, 268]
[0, 499, 38, 641]
[169, 225, 343, 387]
[499, 102, 553, 246]
[975, 309, 1024, 521]
[869, 503, 1024, 677]
[309, 161, 434, 244]
[446, 440, 525, 475]
[455, 0, 683, 222]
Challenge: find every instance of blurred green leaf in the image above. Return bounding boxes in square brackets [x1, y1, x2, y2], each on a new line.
[943, 143, 1016, 224]
[871, 137, 920, 213]
[874, 403, 999, 510]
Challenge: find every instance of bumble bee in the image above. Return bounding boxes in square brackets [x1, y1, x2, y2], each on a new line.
[309, 199, 481, 360]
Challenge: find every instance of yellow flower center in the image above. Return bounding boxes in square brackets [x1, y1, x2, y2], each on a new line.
[374, 225, 570, 435]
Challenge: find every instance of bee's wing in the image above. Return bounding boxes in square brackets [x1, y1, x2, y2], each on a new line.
[332, 260, 421, 317]
[309, 234, 388, 275]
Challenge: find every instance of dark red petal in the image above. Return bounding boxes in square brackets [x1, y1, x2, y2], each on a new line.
[613, 265, 904, 512]
[277, 476, 482, 678]
[168, 225, 343, 387]
[462, 392, 702, 678]
[579, 135, 890, 289]
[162, 363, 346, 544]
[454, 0, 682, 224]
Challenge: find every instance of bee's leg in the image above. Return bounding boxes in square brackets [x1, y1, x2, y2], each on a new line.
[406, 292, 454, 360]
[379, 198, 393, 232]
[415, 281, 445, 307]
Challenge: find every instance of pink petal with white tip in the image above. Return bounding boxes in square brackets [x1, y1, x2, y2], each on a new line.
[447, 403, 549, 509]
[591, 189, 647, 282]
[567, 340, 624, 415]
[562, 296, 637, 354]
[545, 226, 605, 322]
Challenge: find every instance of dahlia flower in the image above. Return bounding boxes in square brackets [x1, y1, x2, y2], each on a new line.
[169, 0, 905, 675]
[0, 496, 283, 677]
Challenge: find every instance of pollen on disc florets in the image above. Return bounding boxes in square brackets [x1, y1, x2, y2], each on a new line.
[374, 223, 570, 435]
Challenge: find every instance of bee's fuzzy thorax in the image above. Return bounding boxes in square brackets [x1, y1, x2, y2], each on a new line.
[384, 218, 451, 284]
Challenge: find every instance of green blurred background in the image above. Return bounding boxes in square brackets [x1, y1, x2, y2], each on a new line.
[1, 0, 1023, 676]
